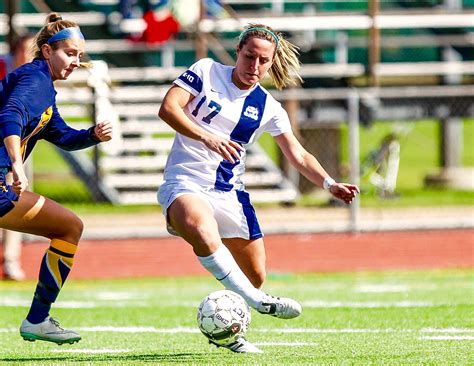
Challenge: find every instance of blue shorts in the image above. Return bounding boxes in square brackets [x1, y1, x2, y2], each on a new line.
[0, 168, 19, 217]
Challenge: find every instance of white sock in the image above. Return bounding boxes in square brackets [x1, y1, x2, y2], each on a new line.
[197, 244, 264, 309]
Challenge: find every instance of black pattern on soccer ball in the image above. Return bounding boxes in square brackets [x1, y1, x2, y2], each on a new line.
[197, 290, 251, 345]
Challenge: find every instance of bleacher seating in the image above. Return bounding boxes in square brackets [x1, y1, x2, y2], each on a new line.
[0, 0, 472, 204]
[54, 62, 299, 205]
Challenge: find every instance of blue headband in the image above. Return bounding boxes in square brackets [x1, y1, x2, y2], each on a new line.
[47, 27, 84, 44]
[240, 27, 279, 48]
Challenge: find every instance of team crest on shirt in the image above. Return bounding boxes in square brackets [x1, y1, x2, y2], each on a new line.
[243, 106, 259, 121]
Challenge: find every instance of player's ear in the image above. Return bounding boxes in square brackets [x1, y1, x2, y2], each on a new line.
[41, 43, 53, 60]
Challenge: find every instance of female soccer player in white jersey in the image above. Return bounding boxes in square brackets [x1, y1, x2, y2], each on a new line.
[158, 24, 359, 353]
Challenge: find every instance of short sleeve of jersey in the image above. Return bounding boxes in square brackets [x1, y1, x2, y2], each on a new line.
[173, 58, 213, 97]
[265, 101, 292, 137]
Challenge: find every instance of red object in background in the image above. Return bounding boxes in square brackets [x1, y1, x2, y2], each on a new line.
[140, 10, 180, 44]
[0, 58, 8, 80]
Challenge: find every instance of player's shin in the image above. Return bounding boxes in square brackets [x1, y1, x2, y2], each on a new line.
[197, 244, 263, 309]
[26, 239, 77, 324]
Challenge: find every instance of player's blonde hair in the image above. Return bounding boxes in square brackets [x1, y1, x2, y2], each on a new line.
[31, 12, 91, 68]
[238, 24, 302, 90]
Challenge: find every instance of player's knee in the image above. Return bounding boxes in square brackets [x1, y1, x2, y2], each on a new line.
[194, 224, 220, 249]
[61, 216, 84, 244]
[182, 217, 217, 244]
[71, 216, 84, 242]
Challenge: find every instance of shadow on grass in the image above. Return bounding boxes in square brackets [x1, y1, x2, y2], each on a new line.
[0, 352, 225, 363]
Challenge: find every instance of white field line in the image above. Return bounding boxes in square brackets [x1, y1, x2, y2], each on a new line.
[51, 349, 130, 354]
[422, 328, 474, 333]
[75, 326, 409, 334]
[0, 299, 99, 308]
[255, 342, 318, 347]
[354, 284, 409, 293]
[79, 326, 200, 333]
[1, 298, 466, 309]
[420, 336, 474, 341]
[0, 298, 199, 308]
[74, 327, 474, 334]
[301, 300, 440, 308]
[0, 328, 16, 333]
[2, 326, 472, 334]
[94, 292, 144, 300]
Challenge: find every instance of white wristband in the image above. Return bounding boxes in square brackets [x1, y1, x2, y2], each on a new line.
[323, 177, 336, 190]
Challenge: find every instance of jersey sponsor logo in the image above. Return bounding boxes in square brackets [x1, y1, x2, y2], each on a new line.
[243, 106, 259, 121]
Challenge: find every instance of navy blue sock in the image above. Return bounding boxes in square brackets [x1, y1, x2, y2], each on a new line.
[26, 239, 76, 324]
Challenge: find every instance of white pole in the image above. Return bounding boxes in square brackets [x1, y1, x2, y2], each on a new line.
[348, 89, 360, 232]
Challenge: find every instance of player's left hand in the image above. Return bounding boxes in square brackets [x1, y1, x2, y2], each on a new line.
[329, 183, 360, 204]
[93, 121, 113, 142]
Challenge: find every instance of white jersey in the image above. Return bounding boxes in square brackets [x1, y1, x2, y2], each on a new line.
[163, 58, 291, 192]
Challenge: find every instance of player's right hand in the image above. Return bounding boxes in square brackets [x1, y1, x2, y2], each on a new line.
[329, 183, 359, 204]
[11, 163, 28, 195]
[202, 134, 244, 164]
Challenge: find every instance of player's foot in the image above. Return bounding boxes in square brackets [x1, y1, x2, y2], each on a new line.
[257, 294, 302, 319]
[210, 337, 263, 353]
[20, 316, 81, 345]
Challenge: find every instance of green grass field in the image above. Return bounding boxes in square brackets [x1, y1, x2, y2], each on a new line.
[1, 270, 472, 365]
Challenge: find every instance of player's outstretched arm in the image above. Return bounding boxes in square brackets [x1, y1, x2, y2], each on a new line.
[274, 131, 359, 204]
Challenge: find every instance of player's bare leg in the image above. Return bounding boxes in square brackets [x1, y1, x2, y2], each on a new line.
[169, 195, 301, 319]
[0, 191, 82, 344]
[223, 237, 266, 288]
[224, 237, 302, 319]
[0, 191, 82, 242]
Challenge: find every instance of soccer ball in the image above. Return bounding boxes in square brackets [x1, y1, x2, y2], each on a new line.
[197, 290, 251, 345]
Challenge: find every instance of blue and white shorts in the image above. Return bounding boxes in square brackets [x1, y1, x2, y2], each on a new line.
[0, 168, 19, 217]
[158, 180, 263, 240]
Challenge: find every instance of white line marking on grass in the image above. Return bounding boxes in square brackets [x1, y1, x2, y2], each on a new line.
[420, 336, 474, 341]
[0, 299, 98, 308]
[78, 326, 200, 333]
[257, 328, 411, 334]
[94, 292, 139, 301]
[51, 349, 130, 354]
[302, 300, 440, 308]
[0, 298, 196, 308]
[1, 326, 473, 336]
[0, 328, 16, 333]
[354, 284, 409, 293]
[0, 299, 34, 307]
[255, 342, 318, 347]
[422, 328, 474, 333]
[79, 327, 411, 334]
[2, 298, 465, 310]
